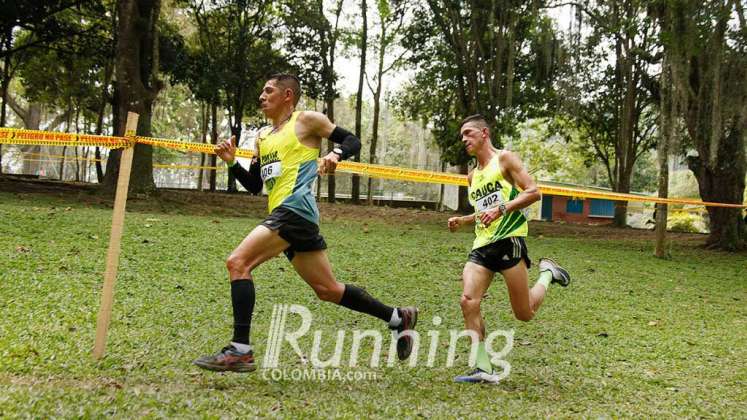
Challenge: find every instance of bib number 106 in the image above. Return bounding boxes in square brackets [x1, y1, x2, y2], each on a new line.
[261, 162, 281, 182]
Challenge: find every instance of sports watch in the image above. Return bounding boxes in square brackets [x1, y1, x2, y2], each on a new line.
[498, 203, 507, 215]
[332, 147, 344, 159]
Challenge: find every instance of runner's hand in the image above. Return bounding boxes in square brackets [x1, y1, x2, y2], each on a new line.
[318, 152, 340, 175]
[479, 207, 502, 227]
[447, 217, 462, 232]
[215, 136, 237, 163]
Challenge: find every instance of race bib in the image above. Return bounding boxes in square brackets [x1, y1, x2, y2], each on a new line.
[260, 161, 282, 182]
[475, 192, 504, 212]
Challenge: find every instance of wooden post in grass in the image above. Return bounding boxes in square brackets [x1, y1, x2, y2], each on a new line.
[93, 112, 139, 359]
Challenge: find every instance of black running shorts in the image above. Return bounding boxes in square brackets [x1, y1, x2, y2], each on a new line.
[467, 236, 531, 273]
[261, 206, 327, 261]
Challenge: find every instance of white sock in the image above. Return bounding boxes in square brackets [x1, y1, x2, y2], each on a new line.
[536, 270, 553, 290]
[231, 341, 252, 353]
[388, 308, 402, 328]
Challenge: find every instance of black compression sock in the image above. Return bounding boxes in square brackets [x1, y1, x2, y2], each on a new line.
[231, 279, 255, 345]
[338, 284, 395, 323]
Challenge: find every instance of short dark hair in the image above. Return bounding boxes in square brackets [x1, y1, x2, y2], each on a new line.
[268, 73, 302, 106]
[460, 114, 489, 130]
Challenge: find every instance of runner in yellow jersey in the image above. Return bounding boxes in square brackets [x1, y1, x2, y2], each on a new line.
[447, 114, 571, 384]
[193, 74, 417, 372]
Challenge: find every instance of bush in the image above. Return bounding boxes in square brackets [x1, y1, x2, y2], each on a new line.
[668, 212, 702, 233]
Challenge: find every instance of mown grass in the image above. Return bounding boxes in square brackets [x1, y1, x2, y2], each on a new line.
[1, 189, 746, 418]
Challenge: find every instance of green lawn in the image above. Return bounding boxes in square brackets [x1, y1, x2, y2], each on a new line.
[1, 189, 746, 418]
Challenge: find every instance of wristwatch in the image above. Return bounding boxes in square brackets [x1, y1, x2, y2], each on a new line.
[332, 147, 343, 159]
[498, 203, 507, 215]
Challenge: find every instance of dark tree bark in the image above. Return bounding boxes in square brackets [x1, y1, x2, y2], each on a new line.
[102, 0, 162, 195]
[351, 0, 367, 203]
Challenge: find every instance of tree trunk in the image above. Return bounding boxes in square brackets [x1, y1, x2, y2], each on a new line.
[688, 145, 746, 250]
[0, 42, 10, 173]
[351, 0, 367, 204]
[326, 98, 336, 203]
[209, 101, 218, 192]
[93, 61, 113, 183]
[458, 163, 470, 212]
[655, 56, 673, 258]
[102, 0, 161, 195]
[227, 120, 240, 193]
[197, 102, 207, 191]
[437, 161, 446, 210]
[367, 85, 381, 206]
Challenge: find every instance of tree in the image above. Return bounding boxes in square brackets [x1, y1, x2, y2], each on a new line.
[351, 0, 367, 203]
[0, 0, 106, 172]
[182, 0, 282, 193]
[557, 0, 659, 226]
[365, 0, 408, 205]
[397, 0, 563, 211]
[281, 0, 346, 202]
[102, 0, 164, 194]
[654, 0, 746, 250]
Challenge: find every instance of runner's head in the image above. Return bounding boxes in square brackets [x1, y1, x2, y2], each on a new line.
[260, 74, 301, 117]
[460, 114, 491, 156]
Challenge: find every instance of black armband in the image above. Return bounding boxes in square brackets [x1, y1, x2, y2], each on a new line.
[230, 158, 262, 195]
[328, 126, 361, 160]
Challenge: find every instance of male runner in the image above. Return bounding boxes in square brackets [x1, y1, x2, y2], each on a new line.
[447, 114, 571, 383]
[194, 74, 417, 372]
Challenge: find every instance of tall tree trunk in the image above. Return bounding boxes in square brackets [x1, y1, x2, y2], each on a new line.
[227, 108, 241, 193]
[0, 40, 10, 173]
[326, 98, 336, 202]
[324, 0, 344, 204]
[197, 101, 207, 191]
[655, 56, 673, 258]
[103, 0, 161, 195]
[209, 101, 218, 192]
[93, 60, 113, 183]
[367, 77, 382, 206]
[351, 0, 367, 203]
[458, 163, 470, 212]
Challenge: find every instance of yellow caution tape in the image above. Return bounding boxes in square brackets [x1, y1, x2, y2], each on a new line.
[0, 127, 131, 148]
[336, 161, 467, 186]
[1, 127, 745, 209]
[135, 135, 255, 159]
[152, 163, 224, 171]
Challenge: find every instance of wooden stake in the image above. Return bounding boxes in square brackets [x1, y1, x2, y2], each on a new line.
[93, 112, 139, 359]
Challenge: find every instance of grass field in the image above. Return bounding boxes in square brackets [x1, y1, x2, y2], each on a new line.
[1, 185, 746, 418]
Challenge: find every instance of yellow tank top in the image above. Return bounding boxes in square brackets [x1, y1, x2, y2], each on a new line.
[468, 153, 528, 249]
[257, 111, 321, 224]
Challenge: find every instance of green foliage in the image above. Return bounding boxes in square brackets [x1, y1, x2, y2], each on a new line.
[394, 1, 564, 166]
[276, 0, 345, 104]
[555, 0, 659, 194]
[175, 0, 285, 125]
[1, 191, 746, 416]
[11, 1, 112, 127]
[630, 151, 659, 193]
[667, 212, 701, 233]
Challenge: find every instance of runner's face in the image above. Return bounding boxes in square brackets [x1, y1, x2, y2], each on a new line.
[259, 80, 288, 118]
[460, 123, 487, 155]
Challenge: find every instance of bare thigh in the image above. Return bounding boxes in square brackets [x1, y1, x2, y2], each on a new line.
[226, 225, 289, 279]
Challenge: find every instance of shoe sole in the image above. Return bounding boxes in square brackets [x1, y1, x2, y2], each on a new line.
[193, 360, 257, 373]
[397, 307, 419, 360]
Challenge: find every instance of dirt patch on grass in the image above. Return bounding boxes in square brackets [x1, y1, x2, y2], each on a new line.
[0, 175, 709, 245]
